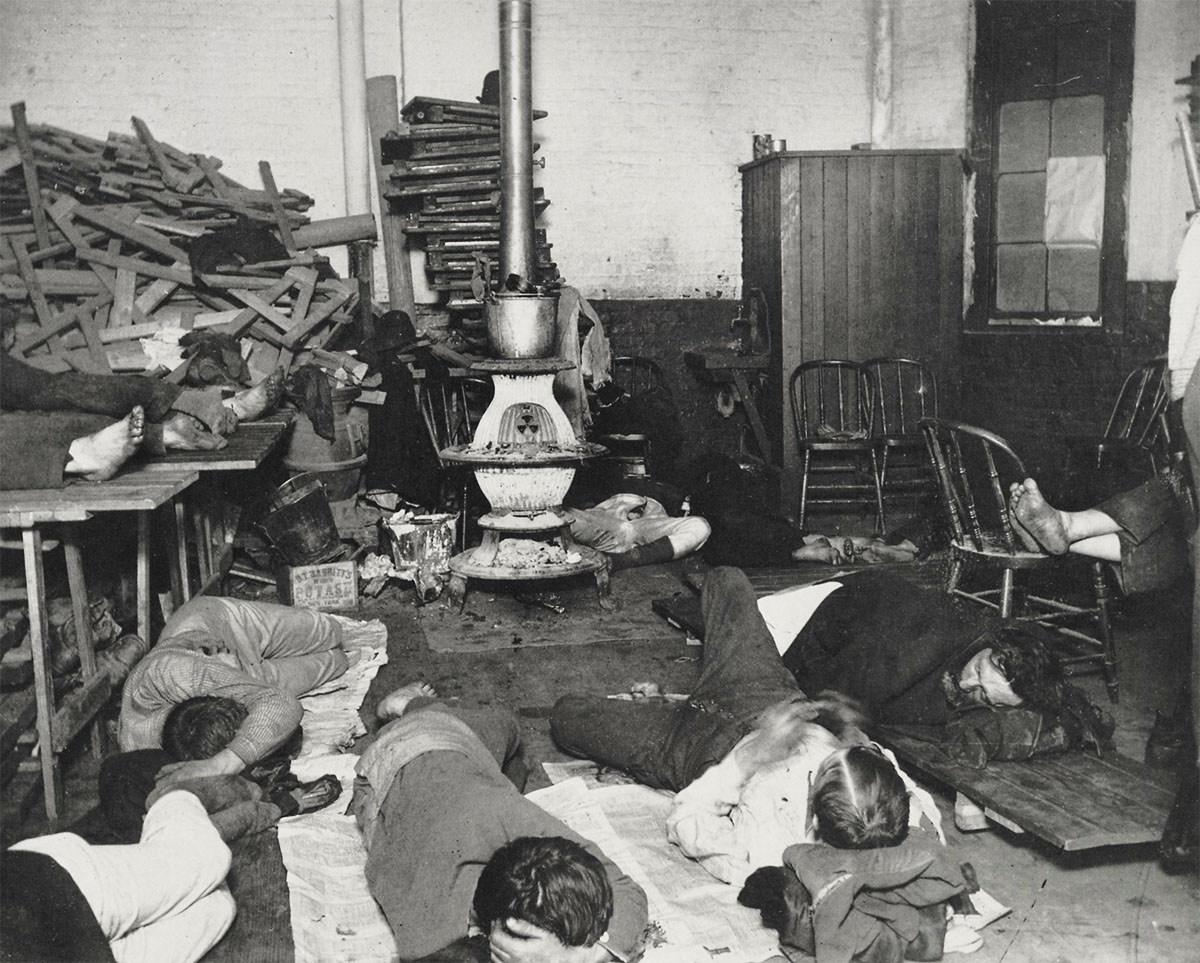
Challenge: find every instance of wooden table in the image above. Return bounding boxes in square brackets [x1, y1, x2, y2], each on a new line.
[0, 468, 197, 822]
[140, 419, 293, 598]
[683, 348, 772, 461]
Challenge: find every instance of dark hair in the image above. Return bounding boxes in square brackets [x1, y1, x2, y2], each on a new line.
[472, 836, 612, 948]
[162, 696, 248, 760]
[811, 746, 909, 849]
[988, 626, 1064, 711]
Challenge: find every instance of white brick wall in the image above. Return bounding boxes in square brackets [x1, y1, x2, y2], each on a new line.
[2, 0, 1187, 298]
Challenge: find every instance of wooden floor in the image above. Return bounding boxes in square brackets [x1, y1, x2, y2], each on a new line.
[3, 553, 1197, 963]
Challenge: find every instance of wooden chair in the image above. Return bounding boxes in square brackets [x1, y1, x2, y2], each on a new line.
[920, 417, 1119, 702]
[594, 356, 666, 479]
[789, 360, 885, 531]
[1065, 359, 1170, 485]
[864, 357, 939, 509]
[412, 369, 491, 550]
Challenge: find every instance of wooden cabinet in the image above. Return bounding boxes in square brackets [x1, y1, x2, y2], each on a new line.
[740, 149, 964, 516]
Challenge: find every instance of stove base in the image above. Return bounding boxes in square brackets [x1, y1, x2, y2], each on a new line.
[446, 538, 611, 612]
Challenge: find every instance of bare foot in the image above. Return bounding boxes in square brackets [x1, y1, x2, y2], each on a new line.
[1010, 478, 1070, 554]
[225, 368, 284, 422]
[65, 406, 145, 480]
[791, 536, 845, 565]
[1007, 482, 1043, 552]
[376, 681, 437, 720]
[162, 412, 228, 451]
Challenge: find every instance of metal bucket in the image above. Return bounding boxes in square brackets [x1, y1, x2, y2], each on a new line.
[260, 473, 343, 565]
[485, 291, 559, 359]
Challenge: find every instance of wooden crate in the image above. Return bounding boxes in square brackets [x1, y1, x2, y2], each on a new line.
[276, 560, 358, 611]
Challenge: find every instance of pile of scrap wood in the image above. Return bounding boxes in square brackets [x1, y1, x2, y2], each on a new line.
[381, 96, 558, 305]
[1, 104, 376, 380]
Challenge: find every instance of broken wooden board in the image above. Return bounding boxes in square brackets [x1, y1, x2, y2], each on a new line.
[878, 724, 1176, 851]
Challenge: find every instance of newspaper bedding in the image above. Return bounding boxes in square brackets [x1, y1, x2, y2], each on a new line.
[278, 631, 1009, 963]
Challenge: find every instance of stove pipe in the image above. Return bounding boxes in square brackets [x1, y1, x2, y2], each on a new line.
[498, 0, 537, 284]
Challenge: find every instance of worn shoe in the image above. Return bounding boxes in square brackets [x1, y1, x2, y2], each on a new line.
[294, 774, 342, 815]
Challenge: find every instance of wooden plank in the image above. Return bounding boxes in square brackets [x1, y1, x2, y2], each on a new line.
[113, 257, 138, 327]
[892, 153, 918, 358]
[280, 287, 353, 348]
[867, 155, 895, 353]
[879, 726, 1173, 850]
[196, 155, 232, 198]
[0, 470, 198, 518]
[798, 156, 825, 365]
[10, 102, 50, 249]
[76, 248, 192, 285]
[228, 287, 295, 332]
[937, 154, 964, 408]
[259, 161, 297, 254]
[822, 157, 849, 360]
[846, 155, 872, 362]
[131, 116, 185, 191]
[50, 672, 111, 753]
[140, 420, 292, 472]
[367, 74, 418, 317]
[63, 197, 190, 262]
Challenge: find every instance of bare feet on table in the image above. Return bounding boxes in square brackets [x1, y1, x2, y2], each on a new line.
[162, 412, 228, 451]
[66, 406, 145, 480]
[1008, 478, 1070, 554]
[376, 681, 438, 720]
[225, 368, 284, 422]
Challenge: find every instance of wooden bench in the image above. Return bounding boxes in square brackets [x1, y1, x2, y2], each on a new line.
[878, 724, 1175, 851]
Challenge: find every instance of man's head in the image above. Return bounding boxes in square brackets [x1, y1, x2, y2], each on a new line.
[162, 695, 248, 760]
[810, 745, 909, 849]
[473, 836, 613, 948]
[954, 627, 1064, 711]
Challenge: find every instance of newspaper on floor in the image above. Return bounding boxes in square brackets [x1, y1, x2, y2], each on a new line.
[278, 812, 397, 963]
[293, 615, 388, 766]
[528, 777, 782, 963]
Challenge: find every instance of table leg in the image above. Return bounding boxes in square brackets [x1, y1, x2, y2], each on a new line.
[174, 499, 191, 604]
[137, 512, 151, 643]
[22, 527, 62, 823]
[62, 528, 104, 759]
[730, 370, 772, 461]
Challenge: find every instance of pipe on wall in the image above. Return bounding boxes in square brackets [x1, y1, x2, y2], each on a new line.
[499, 0, 537, 283]
[871, 0, 894, 148]
[337, 0, 373, 216]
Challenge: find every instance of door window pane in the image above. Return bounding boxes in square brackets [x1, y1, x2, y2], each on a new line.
[1048, 247, 1100, 312]
[996, 172, 1046, 242]
[999, 100, 1050, 172]
[1051, 96, 1104, 156]
[996, 244, 1046, 312]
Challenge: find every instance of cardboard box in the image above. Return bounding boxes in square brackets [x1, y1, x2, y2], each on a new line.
[276, 560, 359, 611]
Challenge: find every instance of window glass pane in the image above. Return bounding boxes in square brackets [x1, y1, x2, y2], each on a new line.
[1048, 247, 1100, 312]
[999, 100, 1050, 172]
[996, 244, 1046, 312]
[1051, 96, 1104, 156]
[996, 172, 1046, 242]
[1056, 15, 1110, 90]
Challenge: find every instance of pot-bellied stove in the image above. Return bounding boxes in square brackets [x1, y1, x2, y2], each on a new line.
[441, 353, 609, 608]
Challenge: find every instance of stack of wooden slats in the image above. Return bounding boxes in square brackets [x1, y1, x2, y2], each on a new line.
[381, 96, 558, 299]
[1, 106, 365, 379]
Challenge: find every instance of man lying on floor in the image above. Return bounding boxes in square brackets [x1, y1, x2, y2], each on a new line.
[351, 683, 649, 962]
[1, 781, 273, 963]
[96, 596, 356, 829]
[551, 567, 972, 961]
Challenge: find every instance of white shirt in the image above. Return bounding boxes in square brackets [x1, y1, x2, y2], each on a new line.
[665, 727, 943, 888]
